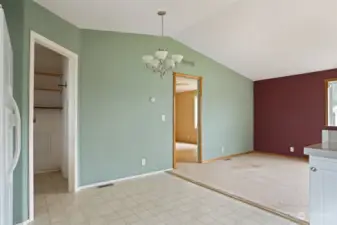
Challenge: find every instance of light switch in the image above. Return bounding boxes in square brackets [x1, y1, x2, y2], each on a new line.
[161, 114, 166, 122]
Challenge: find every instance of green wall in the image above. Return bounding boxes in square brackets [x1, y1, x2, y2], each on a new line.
[80, 30, 253, 185]
[18, 1, 80, 223]
[79, 31, 174, 185]
[2, 0, 81, 223]
[3, 1, 253, 223]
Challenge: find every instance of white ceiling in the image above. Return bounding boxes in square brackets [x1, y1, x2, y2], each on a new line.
[176, 77, 198, 93]
[35, 0, 337, 80]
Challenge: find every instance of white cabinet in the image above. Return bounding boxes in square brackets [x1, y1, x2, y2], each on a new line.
[309, 156, 337, 225]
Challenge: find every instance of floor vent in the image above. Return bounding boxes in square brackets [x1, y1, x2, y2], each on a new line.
[223, 158, 231, 161]
[98, 183, 114, 188]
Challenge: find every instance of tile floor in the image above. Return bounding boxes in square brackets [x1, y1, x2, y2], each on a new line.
[173, 152, 309, 222]
[32, 171, 298, 225]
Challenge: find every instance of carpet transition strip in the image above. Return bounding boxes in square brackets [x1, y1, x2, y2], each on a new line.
[166, 171, 308, 225]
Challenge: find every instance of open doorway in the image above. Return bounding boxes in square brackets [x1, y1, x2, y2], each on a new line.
[173, 73, 203, 169]
[29, 32, 79, 222]
[33, 43, 68, 199]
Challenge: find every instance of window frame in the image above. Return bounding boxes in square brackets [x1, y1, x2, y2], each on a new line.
[325, 78, 337, 127]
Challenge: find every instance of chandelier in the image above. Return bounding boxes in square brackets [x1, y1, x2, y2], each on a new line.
[142, 11, 184, 78]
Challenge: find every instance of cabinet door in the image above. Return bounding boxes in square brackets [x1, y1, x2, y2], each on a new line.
[310, 158, 337, 225]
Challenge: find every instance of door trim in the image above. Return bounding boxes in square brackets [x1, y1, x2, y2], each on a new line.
[29, 31, 79, 221]
[173, 72, 203, 169]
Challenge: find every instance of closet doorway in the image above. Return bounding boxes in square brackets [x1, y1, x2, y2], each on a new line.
[33, 43, 68, 190]
[28, 32, 79, 222]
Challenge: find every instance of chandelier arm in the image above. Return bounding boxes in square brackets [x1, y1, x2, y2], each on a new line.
[146, 64, 155, 72]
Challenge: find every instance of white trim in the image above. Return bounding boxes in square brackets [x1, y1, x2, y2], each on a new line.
[16, 219, 31, 225]
[29, 31, 79, 222]
[78, 169, 172, 191]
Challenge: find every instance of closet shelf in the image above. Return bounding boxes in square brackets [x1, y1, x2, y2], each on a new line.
[35, 71, 62, 77]
[35, 87, 61, 92]
[34, 106, 63, 110]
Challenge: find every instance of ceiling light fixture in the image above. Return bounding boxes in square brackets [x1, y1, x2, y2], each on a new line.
[142, 11, 184, 78]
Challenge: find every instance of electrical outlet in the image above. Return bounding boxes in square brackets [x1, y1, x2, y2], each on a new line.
[222, 146, 225, 153]
[161, 114, 166, 122]
[141, 158, 146, 166]
[290, 147, 295, 152]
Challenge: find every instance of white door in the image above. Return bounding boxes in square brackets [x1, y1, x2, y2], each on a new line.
[0, 6, 21, 225]
[310, 158, 337, 225]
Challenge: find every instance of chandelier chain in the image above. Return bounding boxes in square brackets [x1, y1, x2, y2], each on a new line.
[161, 13, 164, 36]
[142, 10, 188, 78]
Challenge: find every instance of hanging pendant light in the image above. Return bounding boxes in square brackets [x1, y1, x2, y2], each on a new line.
[142, 11, 184, 78]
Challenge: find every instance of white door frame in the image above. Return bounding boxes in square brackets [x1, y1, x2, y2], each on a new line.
[29, 31, 79, 221]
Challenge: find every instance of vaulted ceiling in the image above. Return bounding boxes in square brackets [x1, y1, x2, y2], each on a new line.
[35, 0, 337, 80]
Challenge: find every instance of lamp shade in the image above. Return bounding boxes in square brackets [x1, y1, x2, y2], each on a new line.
[142, 55, 154, 64]
[171, 54, 183, 63]
[165, 59, 175, 69]
[150, 59, 160, 68]
[155, 50, 168, 60]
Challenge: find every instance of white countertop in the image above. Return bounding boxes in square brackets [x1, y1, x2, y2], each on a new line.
[304, 142, 337, 159]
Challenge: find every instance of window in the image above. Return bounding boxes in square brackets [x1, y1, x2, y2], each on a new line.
[326, 79, 337, 126]
[194, 94, 198, 129]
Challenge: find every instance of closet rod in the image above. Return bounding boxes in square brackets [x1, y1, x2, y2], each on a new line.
[34, 106, 63, 110]
[35, 71, 62, 77]
[35, 87, 61, 92]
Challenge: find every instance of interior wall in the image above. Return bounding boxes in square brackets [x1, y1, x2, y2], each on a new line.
[254, 69, 337, 156]
[175, 91, 197, 144]
[33, 109, 62, 173]
[34, 45, 63, 108]
[35, 44, 63, 74]
[34, 75, 62, 107]
[80, 29, 253, 186]
[4, 1, 254, 222]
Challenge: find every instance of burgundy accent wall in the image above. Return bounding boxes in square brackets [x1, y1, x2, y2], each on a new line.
[254, 69, 337, 156]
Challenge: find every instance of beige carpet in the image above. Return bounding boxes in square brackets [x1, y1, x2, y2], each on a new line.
[173, 152, 309, 223]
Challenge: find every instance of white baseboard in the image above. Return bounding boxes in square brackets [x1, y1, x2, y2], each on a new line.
[16, 219, 31, 225]
[78, 168, 172, 191]
[34, 169, 60, 175]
